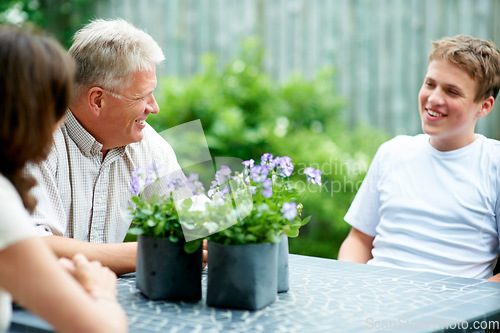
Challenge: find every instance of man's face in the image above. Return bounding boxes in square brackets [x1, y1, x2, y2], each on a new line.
[418, 59, 483, 151]
[100, 68, 159, 150]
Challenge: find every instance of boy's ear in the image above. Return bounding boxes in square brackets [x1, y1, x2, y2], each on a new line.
[477, 96, 495, 118]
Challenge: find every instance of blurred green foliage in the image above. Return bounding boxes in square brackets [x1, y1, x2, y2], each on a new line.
[149, 38, 390, 259]
[0, 0, 94, 48]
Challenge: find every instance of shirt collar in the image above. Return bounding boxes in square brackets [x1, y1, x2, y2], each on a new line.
[64, 110, 126, 160]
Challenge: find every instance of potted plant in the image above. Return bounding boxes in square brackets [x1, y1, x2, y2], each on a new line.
[127, 165, 207, 302]
[204, 153, 321, 310]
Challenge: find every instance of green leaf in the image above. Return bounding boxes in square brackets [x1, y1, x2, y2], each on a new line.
[180, 198, 193, 211]
[244, 234, 257, 243]
[183, 239, 202, 254]
[301, 215, 311, 226]
[267, 231, 282, 243]
[140, 209, 154, 216]
[285, 228, 300, 238]
[127, 227, 144, 235]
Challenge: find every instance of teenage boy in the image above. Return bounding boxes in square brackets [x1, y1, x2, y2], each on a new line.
[338, 35, 500, 282]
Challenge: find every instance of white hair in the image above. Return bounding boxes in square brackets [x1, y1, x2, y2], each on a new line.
[69, 18, 165, 94]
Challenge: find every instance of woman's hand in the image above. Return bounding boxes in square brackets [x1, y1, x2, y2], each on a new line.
[59, 253, 117, 301]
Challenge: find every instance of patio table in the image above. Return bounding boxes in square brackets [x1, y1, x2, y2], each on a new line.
[9, 254, 500, 332]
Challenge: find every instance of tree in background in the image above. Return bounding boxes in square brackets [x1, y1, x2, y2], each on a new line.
[0, 0, 94, 48]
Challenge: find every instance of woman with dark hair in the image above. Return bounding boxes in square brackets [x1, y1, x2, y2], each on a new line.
[0, 25, 127, 332]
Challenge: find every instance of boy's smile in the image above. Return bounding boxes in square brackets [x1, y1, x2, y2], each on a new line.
[418, 58, 491, 151]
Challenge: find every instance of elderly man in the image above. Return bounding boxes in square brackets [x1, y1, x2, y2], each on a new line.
[25, 19, 191, 275]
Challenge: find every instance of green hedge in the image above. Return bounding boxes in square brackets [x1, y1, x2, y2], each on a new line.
[148, 38, 389, 259]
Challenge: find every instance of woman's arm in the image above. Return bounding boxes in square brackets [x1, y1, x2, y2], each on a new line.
[0, 237, 128, 332]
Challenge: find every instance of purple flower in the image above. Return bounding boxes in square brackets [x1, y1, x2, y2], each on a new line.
[281, 202, 297, 221]
[129, 166, 157, 195]
[243, 159, 255, 177]
[249, 185, 257, 195]
[129, 168, 145, 195]
[250, 165, 269, 183]
[211, 191, 228, 207]
[220, 185, 230, 196]
[215, 165, 232, 185]
[188, 173, 199, 182]
[145, 163, 160, 186]
[242, 159, 255, 168]
[261, 153, 276, 168]
[262, 178, 273, 198]
[187, 173, 205, 194]
[275, 156, 294, 177]
[304, 167, 322, 185]
[207, 180, 218, 198]
[164, 172, 184, 193]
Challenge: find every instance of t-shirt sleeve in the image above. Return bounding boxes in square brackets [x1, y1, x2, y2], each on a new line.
[343, 144, 385, 237]
[0, 176, 38, 251]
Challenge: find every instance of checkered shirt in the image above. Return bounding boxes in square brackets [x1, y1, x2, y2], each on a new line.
[24, 111, 184, 243]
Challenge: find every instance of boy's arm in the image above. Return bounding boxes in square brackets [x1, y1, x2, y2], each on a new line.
[43, 236, 137, 276]
[488, 259, 500, 282]
[337, 227, 374, 263]
[487, 274, 500, 282]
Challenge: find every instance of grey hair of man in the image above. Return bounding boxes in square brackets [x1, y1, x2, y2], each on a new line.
[69, 18, 165, 99]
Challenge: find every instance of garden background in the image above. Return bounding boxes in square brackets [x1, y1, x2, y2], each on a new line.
[2, 0, 500, 259]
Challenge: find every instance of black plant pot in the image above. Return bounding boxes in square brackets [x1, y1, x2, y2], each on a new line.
[207, 241, 278, 310]
[136, 234, 202, 301]
[278, 234, 289, 293]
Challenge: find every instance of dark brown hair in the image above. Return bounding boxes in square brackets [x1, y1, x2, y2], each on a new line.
[429, 35, 500, 102]
[0, 25, 74, 213]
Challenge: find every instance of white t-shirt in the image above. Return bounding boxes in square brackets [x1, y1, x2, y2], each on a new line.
[0, 174, 38, 332]
[344, 134, 500, 279]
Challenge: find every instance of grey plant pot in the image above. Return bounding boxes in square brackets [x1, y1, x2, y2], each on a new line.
[278, 234, 289, 293]
[136, 234, 202, 301]
[207, 241, 278, 310]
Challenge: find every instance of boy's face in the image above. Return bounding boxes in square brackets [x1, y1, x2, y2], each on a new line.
[418, 58, 484, 151]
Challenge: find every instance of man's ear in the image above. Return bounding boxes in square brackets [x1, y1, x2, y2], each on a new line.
[477, 96, 495, 118]
[88, 87, 104, 116]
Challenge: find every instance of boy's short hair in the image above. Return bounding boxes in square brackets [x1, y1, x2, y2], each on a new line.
[429, 35, 500, 102]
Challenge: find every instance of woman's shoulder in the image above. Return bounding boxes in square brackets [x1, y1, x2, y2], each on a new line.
[0, 174, 19, 197]
[0, 174, 36, 250]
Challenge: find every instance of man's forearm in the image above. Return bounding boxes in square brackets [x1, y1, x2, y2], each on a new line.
[43, 236, 137, 276]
